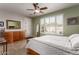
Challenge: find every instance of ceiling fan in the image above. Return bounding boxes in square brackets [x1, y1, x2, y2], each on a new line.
[27, 3, 48, 14]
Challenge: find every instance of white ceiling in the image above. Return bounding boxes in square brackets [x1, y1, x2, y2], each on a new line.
[0, 3, 78, 17]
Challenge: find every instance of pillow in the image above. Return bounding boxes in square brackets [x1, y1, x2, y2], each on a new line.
[70, 36, 79, 49]
[68, 34, 79, 40]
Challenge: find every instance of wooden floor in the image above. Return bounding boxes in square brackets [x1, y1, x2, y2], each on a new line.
[0, 40, 26, 55]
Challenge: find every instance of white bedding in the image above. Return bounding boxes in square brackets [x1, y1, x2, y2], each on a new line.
[33, 35, 71, 49]
[26, 35, 79, 55]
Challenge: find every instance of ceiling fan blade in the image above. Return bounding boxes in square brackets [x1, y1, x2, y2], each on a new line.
[40, 11, 43, 13]
[29, 14, 33, 15]
[33, 3, 37, 9]
[35, 3, 38, 5]
[33, 12, 36, 14]
[27, 9, 34, 11]
[40, 7, 48, 10]
[33, 3, 39, 9]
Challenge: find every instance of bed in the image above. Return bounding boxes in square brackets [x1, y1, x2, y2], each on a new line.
[26, 34, 79, 55]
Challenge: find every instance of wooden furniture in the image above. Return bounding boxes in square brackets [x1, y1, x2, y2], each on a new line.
[25, 36, 33, 43]
[0, 38, 7, 55]
[27, 48, 39, 55]
[4, 31, 25, 43]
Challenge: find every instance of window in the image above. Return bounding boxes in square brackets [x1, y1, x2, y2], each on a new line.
[49, 16, 56, 33]
[45, 17, 50, 32]
[40, 14, 63, 35]
[40, 18, 45, 32]
[56, 14, 63, 34]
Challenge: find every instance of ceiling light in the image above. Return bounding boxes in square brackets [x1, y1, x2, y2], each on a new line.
[35, 10, 40, 13]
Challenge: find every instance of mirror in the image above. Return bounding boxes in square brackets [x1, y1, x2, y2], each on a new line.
[6, 20, 21, 29]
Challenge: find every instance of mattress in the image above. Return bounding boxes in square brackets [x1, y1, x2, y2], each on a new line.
[26, 35, 79, 55]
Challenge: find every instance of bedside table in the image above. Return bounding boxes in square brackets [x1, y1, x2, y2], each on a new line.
[25, 36, 33, 43]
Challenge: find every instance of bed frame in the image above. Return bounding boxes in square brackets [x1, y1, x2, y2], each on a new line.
[26, 48, 76, 55]
[27, 48, 40, 55]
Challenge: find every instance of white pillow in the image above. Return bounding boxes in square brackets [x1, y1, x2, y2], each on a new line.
[70, 36, 79, 49]
[68, 34, 79, 40]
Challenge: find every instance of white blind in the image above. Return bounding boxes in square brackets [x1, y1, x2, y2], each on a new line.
[40, 14, 64, 35]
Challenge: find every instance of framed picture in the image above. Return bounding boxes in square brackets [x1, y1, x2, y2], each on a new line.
[0, 21, 4, 27]
[6, 20, 21, 29]
[67, 17, 79, 25]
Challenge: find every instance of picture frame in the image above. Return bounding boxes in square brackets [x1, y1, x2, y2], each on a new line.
[0, 21, 4, 27]
[6, 20, 21, 29]
[67, 17, 79, 25]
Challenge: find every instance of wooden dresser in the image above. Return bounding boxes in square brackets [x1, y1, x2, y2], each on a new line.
[4, 31, 25, 43]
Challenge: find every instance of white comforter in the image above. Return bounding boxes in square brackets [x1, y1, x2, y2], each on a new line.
[33, 35, 71, 49]
[26, 35, 79, 55]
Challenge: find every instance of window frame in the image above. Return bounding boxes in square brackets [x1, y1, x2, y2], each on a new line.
[40, 14, 64, 35]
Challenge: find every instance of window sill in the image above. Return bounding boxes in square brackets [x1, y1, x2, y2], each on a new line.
[40, 32, 63, 36]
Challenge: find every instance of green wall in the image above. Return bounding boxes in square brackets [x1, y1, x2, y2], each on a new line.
[32, 5, 79, 37]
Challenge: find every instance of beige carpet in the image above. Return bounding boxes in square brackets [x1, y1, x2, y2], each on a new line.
[0, 40, 27, 55]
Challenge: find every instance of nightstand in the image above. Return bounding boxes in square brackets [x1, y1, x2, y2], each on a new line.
[25, 36, 33, 43]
